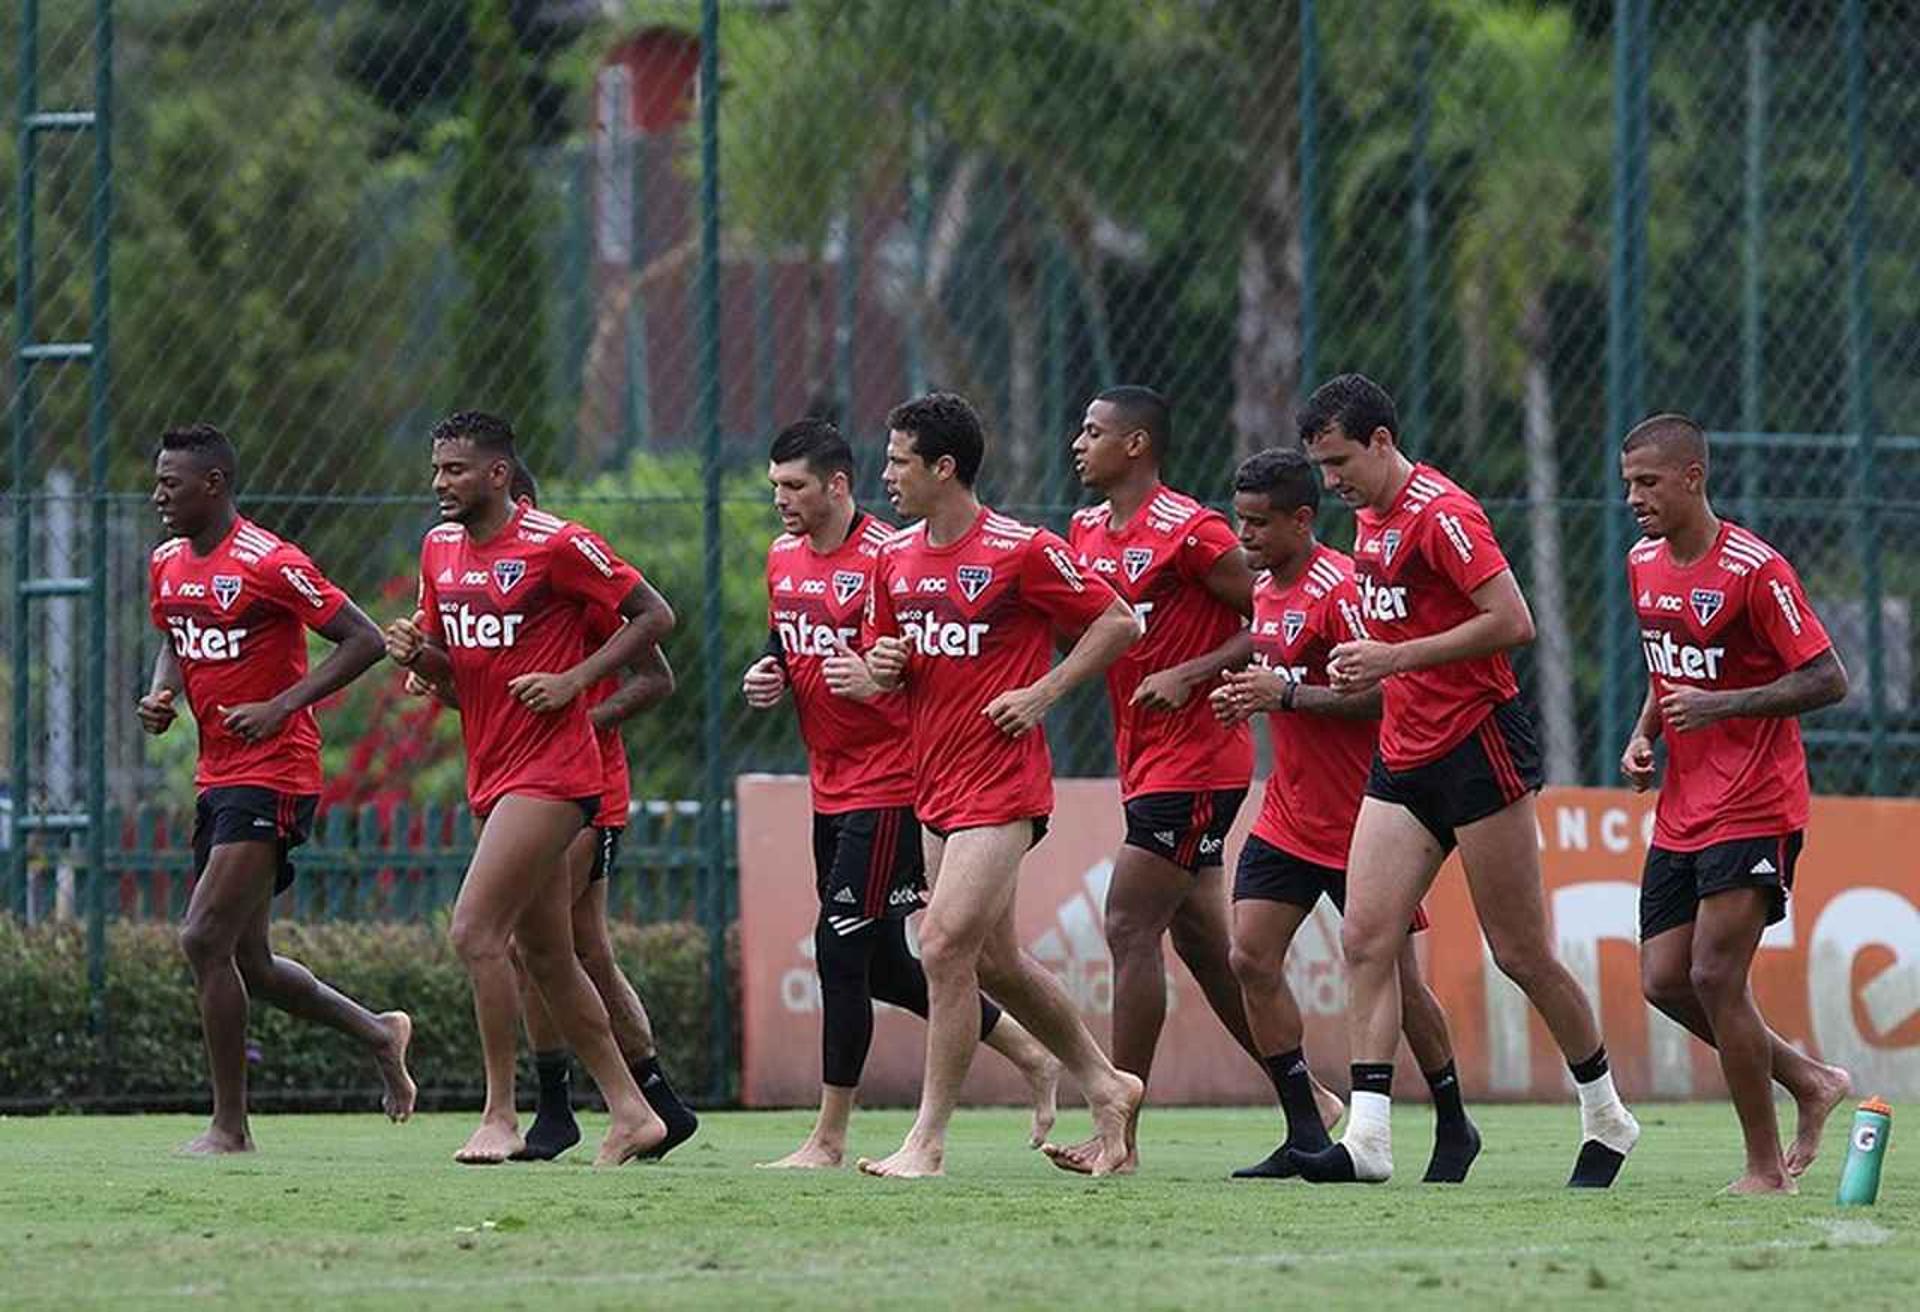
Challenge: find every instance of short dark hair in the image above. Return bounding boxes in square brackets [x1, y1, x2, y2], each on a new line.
[1622, 411, 1709, 472]
[1234, 447, 1320, 515]
[158, 423, 238, 483]
[430, 409, 517, 457]
[769, 417, 854, 484]
[1095, 385, 1171, 459]
[886, 391, 985, 487]
[509, 457, 539, 506]
[1299, 373, 1398, 448]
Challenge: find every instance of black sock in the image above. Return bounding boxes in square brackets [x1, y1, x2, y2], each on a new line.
[534, 1049, 572, 1112]
[519, 1050, 581, 1161]
[1424, 1061, 1468, 1132]
[1350, 1061, 1394, 1099]
[634, 1055, 699, 1158]
[1568, 1046, 1609, 1085]
[1263, 1049, 1330, 1150]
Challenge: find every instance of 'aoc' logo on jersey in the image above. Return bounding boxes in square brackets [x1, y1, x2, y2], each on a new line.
[832, 571, 864, 606]
[1689, 588, 1725, 627]
[211, 575, 243, 610]
[956, 565, 993, 602]
[493, 559, 527, 593]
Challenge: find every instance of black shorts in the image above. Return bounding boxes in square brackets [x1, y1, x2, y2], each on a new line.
[1233, 834, 1432, 931]
[192, 786, 319, 896]
[814, 807, 928, 921]
[586, 825, 623, 884]
[923, 817, 1051, 851]
[1640, 832, 1802, 941]
[1123, 788, 1247, 873]
[1366, 699, 1542, 852]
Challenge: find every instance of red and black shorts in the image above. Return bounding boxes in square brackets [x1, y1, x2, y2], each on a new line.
[1640, 831, 1802, 941]
[1365, 699, 1542, 853]
[192, 786, 319, 896]
[1233, 834, 1430, 931]
[813, 806, 928, 921]
[1123, 788, 1248, 873]
[586, 825, 624, 885]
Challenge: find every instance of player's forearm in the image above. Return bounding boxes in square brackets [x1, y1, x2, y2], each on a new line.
[406, 639, 453, 683]
[1632, 686, 1662, 741]
[573, 595, 675, 692]
[1715, 651, 1848, 720]
[274, 625, 384, 715]
[1289, 683, 1381, 720]
[593, 646, 675, 725]
[1389, 609, 1530, 675]
[150, 647, 183, 698]
[1169, 631, 1255, 685]
[1035, 608, 1142, 706]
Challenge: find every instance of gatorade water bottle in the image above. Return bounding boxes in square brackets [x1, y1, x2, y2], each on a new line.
[1836, 1097, 1892, 1207]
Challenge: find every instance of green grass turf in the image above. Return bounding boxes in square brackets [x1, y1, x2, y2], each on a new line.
[0, 1105, 1911, 1310]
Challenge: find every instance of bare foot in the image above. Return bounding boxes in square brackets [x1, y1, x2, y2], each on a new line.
[180, 1126, 253, 1155]
[757, 1140, 845, 1169]
[594, 1111, 669, 1166]
[1023, 1053, 1062, 1148]
[856, 1143, 944, 1178]
[1040, 1136, 1098, 1175]
[1087, 1072, 1144, 1177]
[375, 1011, 417, 1123]
[1312, 1077, 1346, 1135]
[1722, 1171, 1798, 1196]
[454, 1118, 524, 1165]
[1785, 1062, 1852, 1178]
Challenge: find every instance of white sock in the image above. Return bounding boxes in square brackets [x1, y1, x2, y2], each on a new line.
[1342, 1091, 1394, 1181]
[1576, 1071, 1640, 1154]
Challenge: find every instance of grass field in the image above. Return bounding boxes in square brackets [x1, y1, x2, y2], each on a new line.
[0, 1104, 1910, 1310]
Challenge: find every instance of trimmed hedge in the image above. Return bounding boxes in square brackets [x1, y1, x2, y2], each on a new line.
[0, 917, 729, 1111]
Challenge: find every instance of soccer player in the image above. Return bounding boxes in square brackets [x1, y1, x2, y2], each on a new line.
[383, 410, 673, 1165]
[140, 423, 415, 1154]
[1048, 386, 1326, 1174]
[742, 417, 1062, 1169]
[855, 391, 1145, 1178]
[491, 462, 699, 1162]
[1619, 413, 1852, 1194]
[1211, 448, 1478, 1183]
[1286, 374, 1638, 1187]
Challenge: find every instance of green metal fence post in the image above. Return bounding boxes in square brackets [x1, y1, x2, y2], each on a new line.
[1298, 0, 1319, 390]
[1843, 0, 1886, 794]
[1740, 21, 1769, 530]
[10, 0, 41, 914]
[696, 0, 732, 1104]
[1408, 18, 1432, 451]
[85, 0, 114, 1061]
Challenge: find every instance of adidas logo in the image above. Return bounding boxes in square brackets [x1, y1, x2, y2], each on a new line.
[436, 567, 454, 584]
[776, 575, 796, 594]
[1154, 830, 1176, 847]
[1750, 857, 1777, 876]
[832, 886, 857, 904]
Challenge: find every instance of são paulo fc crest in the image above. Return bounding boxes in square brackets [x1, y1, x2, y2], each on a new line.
[210, 575, 243, 610]
[1282, 610, 1307, 646]
[1381, 529, 1403, 567]
[1689, 587, 1725, 626]
[1122, 547, 1154, 583]
[956, 564, 993, 602]
[492, 559, 527, 593]
[832, 570, 864, 606]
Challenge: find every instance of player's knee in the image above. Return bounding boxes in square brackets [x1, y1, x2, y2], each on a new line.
[1688, 953, 1744, 1007]
[448, 912, 509, 966]
[1640, 957, 1691, 1012]
[915, 920, 973, 983]
[177, 914, 234, 968]
[1103, 903, 1165, 959]
[1486, 935, 1554, 990]
[1228, 938, 1282, 991]
[1339, 919, 1397, 976]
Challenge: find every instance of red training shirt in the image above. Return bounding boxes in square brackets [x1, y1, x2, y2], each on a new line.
[417, 503, 644, 816]
[1352, 463, 1520, 770]
[863, 506, 1121, 832]
[149, 516, 349, 795]
[766, 510, 915, 814]
[1249, 544, 1378, 869]
[1069, 484, 1254, 800]
[1628, 520, 1833, 850]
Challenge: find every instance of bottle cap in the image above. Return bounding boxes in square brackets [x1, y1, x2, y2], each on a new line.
[1861, 1096, 1892, 1116]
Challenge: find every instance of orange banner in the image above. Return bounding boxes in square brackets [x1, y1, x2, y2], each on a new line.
[737, 776, 1920, 1106]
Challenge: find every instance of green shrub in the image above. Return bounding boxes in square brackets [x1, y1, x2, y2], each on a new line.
[0, 917, 724, 1111]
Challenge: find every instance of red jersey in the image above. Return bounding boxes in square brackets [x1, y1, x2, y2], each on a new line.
[1629, 521, 1833, 850]
[1249, 545, 1378, 869]
[582, 602, 631, 829]
[766, 510, 915, 813]
[863, 506, 1121, 831]
[417, 503, 644, 816]
[1069, 486, 1254, 799]
[149, 517, 349, 795]
[1353, 463, 1520, 770]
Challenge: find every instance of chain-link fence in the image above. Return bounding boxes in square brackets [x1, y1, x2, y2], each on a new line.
[6, 0, 1918, 1103]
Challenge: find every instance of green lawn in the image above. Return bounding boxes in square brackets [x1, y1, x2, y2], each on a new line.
[0, 1105, 1910, 1309]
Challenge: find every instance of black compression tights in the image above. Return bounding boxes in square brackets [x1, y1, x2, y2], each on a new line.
[815, 913, 1002, 1088]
